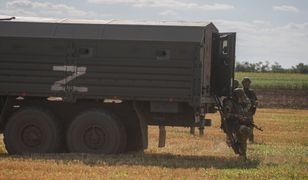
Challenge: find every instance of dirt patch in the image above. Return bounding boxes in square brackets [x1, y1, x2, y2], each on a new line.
[255, 89, 308, 109]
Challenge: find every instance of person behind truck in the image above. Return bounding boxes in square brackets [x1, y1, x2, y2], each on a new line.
[222, 88, 252, 158]
[233, 79, 240, 89]
[233, 79, 251, 112]
[242, 77, 258, 143]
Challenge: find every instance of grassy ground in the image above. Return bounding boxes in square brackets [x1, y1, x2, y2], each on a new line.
[235, 72, 308, 90]
[0, 108, 307, 179]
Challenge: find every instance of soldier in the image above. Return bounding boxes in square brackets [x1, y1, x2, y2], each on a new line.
[242, 77, 258, 143]
[222, 88, 252, 158]
[218, 79, 242, 135]
[233, 79, 240, 89]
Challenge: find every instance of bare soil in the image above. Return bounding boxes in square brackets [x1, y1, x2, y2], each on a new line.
[255, 89, 308, 109]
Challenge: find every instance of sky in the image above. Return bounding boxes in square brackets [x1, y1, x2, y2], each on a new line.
[0, 0, 308, 68]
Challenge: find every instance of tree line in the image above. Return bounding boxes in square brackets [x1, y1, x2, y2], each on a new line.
[235, 61, 308, 74]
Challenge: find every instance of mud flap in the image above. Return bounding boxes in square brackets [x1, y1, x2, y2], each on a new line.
[133, 102, 148, 149]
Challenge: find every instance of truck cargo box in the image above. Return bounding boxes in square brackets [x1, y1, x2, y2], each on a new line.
[0, 19, 235, 106]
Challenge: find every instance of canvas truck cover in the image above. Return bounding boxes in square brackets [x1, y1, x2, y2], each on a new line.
[0, 19, 220, 106]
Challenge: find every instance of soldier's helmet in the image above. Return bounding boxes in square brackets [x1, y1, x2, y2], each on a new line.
[233, 79, 240, 89]
[233, 88, 246, 99]
[242, 77, 251, 84]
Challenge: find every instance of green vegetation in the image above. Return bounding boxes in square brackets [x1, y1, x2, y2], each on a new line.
[235, 72, 308, 90]
[236, 61, 308, 74]
[0, 108, 307, 179]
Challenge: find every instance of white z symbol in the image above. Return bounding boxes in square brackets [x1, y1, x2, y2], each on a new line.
[51, 65, 88, 93]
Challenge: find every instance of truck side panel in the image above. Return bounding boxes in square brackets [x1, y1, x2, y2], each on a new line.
[0, 37, 69, 97]
[0, 37, 200, 103]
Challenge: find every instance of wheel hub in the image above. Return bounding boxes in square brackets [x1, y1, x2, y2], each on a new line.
[83, 126, 105, 150]
[21, 125, 42, 147]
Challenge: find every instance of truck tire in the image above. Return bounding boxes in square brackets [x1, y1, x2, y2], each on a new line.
[66, 109, 126, 154]
[3, 107, 62, 154]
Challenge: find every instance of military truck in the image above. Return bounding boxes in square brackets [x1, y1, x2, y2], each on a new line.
[0, 18, 235, 154]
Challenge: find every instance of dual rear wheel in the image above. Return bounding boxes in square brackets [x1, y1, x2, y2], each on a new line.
[66, 109, 127, 154]
[4, 107, 127, 154]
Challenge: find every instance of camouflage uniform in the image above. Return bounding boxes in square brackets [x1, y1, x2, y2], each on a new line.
[222, 88, 251, 157]
[242, 77, 258, 143]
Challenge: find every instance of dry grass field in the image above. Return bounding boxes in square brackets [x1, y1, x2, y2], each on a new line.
[0, 108, 307, 179]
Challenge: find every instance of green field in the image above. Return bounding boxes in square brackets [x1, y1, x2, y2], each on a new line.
[235, 72, 308, 90]
[0, 108, 307, 179]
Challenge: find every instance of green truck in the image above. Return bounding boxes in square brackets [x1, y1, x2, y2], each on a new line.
[0, 18, 235, 154]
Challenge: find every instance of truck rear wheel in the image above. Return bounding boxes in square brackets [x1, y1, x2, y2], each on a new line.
[3, 107, 62, 154]
[66, 109, 126, 154]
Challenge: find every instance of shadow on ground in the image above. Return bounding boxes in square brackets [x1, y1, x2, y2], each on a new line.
[0, 152, 260, 169]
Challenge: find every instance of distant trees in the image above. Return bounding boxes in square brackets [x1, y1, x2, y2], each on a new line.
[292, 63, 308, 74]
[235, 61, 308, 74]
[235, 61, 271, 72]
[271, 62, 284, 73]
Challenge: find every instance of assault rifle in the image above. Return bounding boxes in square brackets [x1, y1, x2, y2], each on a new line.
[237, 111, 263, 132]
[240, 117, 263, 132]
